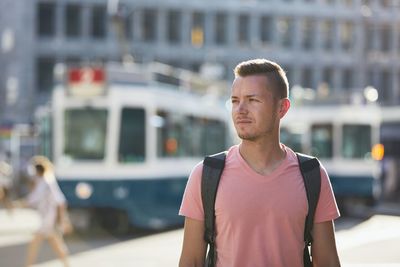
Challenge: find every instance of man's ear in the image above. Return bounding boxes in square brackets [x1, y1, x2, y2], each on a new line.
[279, 98, 291, 119]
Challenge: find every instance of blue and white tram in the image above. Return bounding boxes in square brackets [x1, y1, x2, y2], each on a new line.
[47, 63, 231, 230]
[281, 104, 382, 205]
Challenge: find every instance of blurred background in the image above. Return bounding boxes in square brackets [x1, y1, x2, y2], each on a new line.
[1, 0, 400, 266]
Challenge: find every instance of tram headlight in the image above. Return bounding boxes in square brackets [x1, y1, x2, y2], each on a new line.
[75, 182, 93, 199]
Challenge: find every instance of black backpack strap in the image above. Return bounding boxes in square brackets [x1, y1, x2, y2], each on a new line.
[201, 151, 227, 267]
[296, 152, 321, 267]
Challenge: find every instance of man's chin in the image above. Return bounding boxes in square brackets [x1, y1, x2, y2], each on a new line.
[238, 133, 258, 141]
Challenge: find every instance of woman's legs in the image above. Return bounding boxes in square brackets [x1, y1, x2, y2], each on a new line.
[25, 233, 44, 267]
[47, 232, 70, 267]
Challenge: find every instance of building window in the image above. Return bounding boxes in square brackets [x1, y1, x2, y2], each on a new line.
[301, 18, 315, 50]
[340, 21, 354, 52]
[341, 0, 353, 6]
[142, 9, 157, 42]
[36, 57, 55, 92]
[215, 13, 227, 45]
[381, 70, 392, 103]
[321, 20, 334, 50]
[380, 0, 391, 8]
[37, 3, 56, 37]
[323, 67, 334, 89]
[65, 4, 82, 38]
[398, 23, 400, 54]
[278, 18, 294, 48]
[91, 5, 106, 39]
[381, 24, 392, 52]
[342, 68, 354, 90]
[302, 67, 314, 89]
[260, 16, 272, 45]
[364, 22, 374, 52]
[238, 14, 250, 45]
[191, 12, 205, 47]
[361, 0, 372, 7]
[167, 10, 181, 44]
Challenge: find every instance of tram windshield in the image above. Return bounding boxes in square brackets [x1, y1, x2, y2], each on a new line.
[64, 109, 108, 160]
[342, 124, 372, 159]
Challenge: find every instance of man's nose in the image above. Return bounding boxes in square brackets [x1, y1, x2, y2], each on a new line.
[236, 101, 247, 113]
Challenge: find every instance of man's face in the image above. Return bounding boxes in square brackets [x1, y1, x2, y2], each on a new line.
[231, 74, 282, 141]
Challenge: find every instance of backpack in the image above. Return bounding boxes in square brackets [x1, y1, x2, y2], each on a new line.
[201, 151, 321, 267]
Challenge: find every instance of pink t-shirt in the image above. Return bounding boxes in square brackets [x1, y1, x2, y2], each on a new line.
[179, 145, 340, 267]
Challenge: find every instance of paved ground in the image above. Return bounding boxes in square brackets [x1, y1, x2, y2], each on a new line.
[1, 201, 400, 267]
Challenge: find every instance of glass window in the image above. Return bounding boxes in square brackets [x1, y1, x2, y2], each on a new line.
[311, 124, 333, 158]
[322, 67, 334, 89]
[302, 67, 314, 89]
[277, 17, 294, 48]
[341, 21, 354, 52]
[91, 5, 106, 39]
[321, 20, 334, 50]
[260, 16, 272, 44]
[65, 4, 82, 38]
[342, 125, 371, 159]
[142, 9, 157, 42]
[37, 3, 55, 37]
[167, 10, 181, 43]
[238, 14, 250, 45]
[118, 108, 146, 163]
[301, 18, 315, 50]
[64, 109, 108, 160]
[156, 111, 184, 157]
[380, 24, 391, 52]
[364, 22, 374, 52]
[342, 68, 354, 90]
[156, 111, 226, 157]
[215, 13, 227, 45]
[203, 119, 226, 155]
[281, 127, 303, 153]
[191, 12, 205, 47]
[36, 57, 55, 92]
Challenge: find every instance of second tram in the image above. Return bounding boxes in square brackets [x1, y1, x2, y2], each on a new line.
[281, 104, 383, 206]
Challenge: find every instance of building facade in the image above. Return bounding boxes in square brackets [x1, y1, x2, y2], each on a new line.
[1, 0, 400, 124]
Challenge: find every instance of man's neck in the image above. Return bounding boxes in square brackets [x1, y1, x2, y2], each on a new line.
[238, 138, 286, 176]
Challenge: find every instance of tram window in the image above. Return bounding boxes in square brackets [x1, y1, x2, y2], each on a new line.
[281, 128, 303, 153]
[203, 120, 226, 155]
[156, 111, 184, 157]
[118, 108, 145, 163]
[311, 124, 333, 158]
[64, 109, 107, 160]
[342, 124, 371, 159]
[184, 116, 203, 157]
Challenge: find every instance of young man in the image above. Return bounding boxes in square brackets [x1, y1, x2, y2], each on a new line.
[179, 59, 341, 267]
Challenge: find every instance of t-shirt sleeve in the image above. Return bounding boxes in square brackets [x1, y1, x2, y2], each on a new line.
[314, 164, 340, 223]
[178, 162, 204, 221]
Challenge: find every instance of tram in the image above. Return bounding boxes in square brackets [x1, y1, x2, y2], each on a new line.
[37, 62, 231, 230]
[281, 104, 383, 206]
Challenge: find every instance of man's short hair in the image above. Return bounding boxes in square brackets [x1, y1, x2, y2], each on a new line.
[234, 58, 289, 99]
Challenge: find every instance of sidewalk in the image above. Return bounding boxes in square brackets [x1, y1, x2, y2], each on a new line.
[0, 208, 38, 247]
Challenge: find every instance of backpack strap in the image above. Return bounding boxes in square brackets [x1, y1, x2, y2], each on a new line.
[296, 152, 321, 267]
[201, 151, 227, 267]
